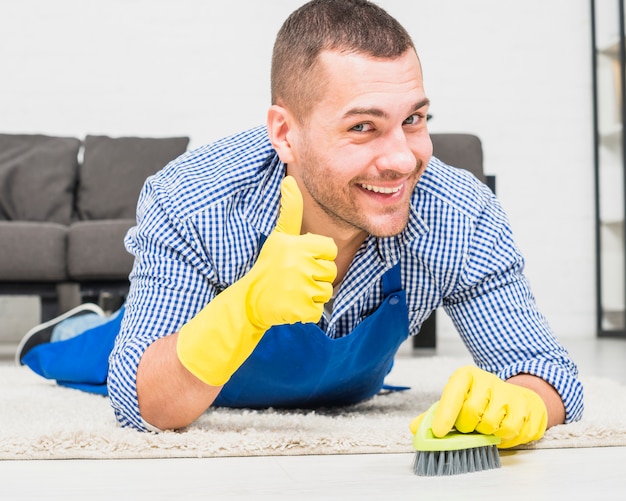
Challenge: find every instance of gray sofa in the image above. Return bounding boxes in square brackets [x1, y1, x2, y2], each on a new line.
[0, 132, 489, 337]
[0, 133, 189, 320]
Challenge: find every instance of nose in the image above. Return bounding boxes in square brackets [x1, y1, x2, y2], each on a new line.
[375, 128, 428, 174]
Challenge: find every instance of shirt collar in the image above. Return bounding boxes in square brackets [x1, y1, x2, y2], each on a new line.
[242, 147, 286, 238]
[372, 197, 429, 267]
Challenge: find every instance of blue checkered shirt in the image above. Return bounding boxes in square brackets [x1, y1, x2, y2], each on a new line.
[108, 125, 583, 431]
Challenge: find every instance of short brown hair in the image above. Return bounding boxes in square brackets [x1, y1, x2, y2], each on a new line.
[271, 0, 415, 121]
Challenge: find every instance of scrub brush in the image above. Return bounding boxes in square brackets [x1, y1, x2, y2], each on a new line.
[412, 401, 501, 476]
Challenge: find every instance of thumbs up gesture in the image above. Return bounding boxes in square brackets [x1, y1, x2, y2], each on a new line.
[176, 176, 337, 387]
[243, 176, 338, 329]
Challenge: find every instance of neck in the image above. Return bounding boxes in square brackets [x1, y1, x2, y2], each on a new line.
[302, 213, 367, 287]
[332, 231, 368, 287]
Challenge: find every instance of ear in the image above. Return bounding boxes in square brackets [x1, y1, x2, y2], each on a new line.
[267, 104, 297, 164]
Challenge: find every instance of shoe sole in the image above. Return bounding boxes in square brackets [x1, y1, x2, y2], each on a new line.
[15, 303, 106, 366]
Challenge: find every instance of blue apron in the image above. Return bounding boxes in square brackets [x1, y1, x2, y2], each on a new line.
[215, 262, 409, 408]
[22, 264, 410, 407]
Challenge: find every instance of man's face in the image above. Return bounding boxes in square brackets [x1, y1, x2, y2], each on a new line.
[288, 49, 432, 239]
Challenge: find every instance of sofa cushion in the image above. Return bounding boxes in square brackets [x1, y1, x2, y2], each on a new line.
[67, 219, 136, 280]
[76, 135, 189, 220]
[0, 134, 80, 224]
[0, 221, 68, 281]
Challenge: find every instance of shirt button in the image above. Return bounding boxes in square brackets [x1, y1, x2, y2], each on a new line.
[389, 295, 400, 305]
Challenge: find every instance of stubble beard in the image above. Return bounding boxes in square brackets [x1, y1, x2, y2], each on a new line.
[298, 149, 419, 239]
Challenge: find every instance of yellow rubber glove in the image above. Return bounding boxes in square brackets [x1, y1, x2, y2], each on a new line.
[410, 365, 548, 448]
[177, 176, 338, 386]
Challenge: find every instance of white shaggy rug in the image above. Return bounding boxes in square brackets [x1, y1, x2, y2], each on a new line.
[1, 355, 625, 460]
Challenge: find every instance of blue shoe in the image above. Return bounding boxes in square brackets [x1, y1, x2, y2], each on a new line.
[15, 303, 106, 366]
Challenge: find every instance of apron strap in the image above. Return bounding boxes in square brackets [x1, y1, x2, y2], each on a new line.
[380, 262, 409, 395]
[381, 262, 402, 297]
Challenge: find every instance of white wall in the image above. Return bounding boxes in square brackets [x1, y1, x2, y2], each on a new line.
[0, 0, 595, 339]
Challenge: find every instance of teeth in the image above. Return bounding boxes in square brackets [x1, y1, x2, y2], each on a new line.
[360, 183, 402, 194]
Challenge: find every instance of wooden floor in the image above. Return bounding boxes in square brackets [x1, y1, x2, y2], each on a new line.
[1, 447, 624, 500]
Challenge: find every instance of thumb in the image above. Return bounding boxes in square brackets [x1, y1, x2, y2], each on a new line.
[275, 176, 303, 235]
[409, 412, 426, 435]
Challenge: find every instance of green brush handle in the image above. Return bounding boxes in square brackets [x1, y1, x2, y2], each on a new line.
[412, 401, 501, 452]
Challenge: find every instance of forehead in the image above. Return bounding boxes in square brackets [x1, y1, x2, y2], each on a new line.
[313, 49, 426, 115]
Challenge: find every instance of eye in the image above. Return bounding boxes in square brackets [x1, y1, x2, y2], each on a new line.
[403, 113, 424, 126]
[350, 122, 375, 133]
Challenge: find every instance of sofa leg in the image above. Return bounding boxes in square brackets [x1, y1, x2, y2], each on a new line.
[39, 295, 59, 322]
[413, 310, 437, 351]
[56, 282, 81, 314]
[98, 291, 125, 315]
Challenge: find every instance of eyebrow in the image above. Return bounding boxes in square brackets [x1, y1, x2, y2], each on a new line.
[342, 98, 431, 120]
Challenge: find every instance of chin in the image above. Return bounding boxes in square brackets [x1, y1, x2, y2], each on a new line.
[364, 218, 408, 238]
[369, 228, 405, 238]
[358, 201, 412, 238]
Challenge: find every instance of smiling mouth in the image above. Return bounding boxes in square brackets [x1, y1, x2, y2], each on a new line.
[360, 183, 402, 194]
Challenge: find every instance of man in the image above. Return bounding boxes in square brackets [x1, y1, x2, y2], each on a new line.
[19, 0, 582, 448]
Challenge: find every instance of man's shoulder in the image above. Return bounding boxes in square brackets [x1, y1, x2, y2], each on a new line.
[414, 156, 494, 222]
[166, 125, 276, 182]
[192, 125, 276, 166]
[149, 126, 280, 215]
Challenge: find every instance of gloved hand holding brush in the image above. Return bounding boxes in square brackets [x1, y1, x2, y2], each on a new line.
[176, 176, 338, 387]
[410, 365, 548, 448]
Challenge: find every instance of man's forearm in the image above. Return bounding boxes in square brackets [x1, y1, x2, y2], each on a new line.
[136, 332, 222, 430]
[507, 373, 565, 429]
